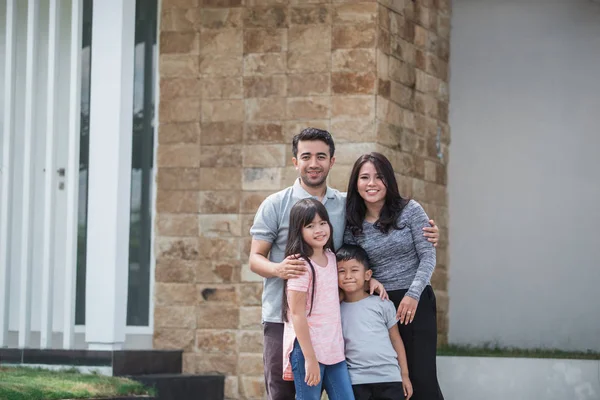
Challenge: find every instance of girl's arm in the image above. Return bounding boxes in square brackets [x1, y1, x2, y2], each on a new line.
[288, 290, 321, 386]
[389, 325, 413, 399]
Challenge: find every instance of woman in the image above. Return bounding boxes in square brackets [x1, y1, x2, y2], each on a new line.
[344, 152, 444, 400]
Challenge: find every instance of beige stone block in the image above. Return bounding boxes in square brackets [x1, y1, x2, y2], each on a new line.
[160, 32, 199, 54]
[242, 168, 281, 191]
[287, 51, 331, 73]
[159, 98, 201, 123]
[333, 3, 377, 24]
[415, 2, 431, 29]
[199, 29, 242, 55]
[154, 306, 196, 329]
[238, 283, 263, 306]
[239, 306, 262, 330]
[379, 78, 391, 99]
[199, 214, 242, 237]
[415, 70, 440, 94]
[161, 78, 201, 100]
[330, 118, 376, 143]
[414, 24, 428, 48]
[246, 0, 287, 5]
[390, 81, 414, 109]
[161, 8, 196, 32]
[241, 263, 263, 283]
[437, 38, 450, 61]
[335, 142, 378, 165]
[290, 6, 331, 25]
[201, 122, 244, 145]
[240, 191, 271, 213]
[238, 353, 264, 375]
[199, 285, 239, 304]
[156, 213, 199, 237]
[162, 0, 199, 8]
[195, 259, 241, 283]
[201, 0, 242, 7]
[238, 331, 264, 353]
[378, 0, 405, 14]
[378, 26, 391, 55]
[158, 143, 200, 168]
[376, 120, 402, 150]
[286, 97, 330, 120]
[331, 95, 375, 119]
[239, 375, 266, 400]
[191, 352, 238, 375]
[244, 53, 286, 76]
[283, 120, 330, 143]
[290, 0, 329, 3]
[391, 36, 416, 65]
[287, 74, 330, 97]
[153, 328, 195, 351]
[201, 77, 243, 99]
[244, 123, 284, 144]
[155, 259, 196, 283]
[198, 237, 240, 260]
[196, 330, 237, 353]
[198, 167, 241, 190]
[279, 165, 299, 186]
[156, 190, 199, 213]
[155, 282, 197, 306]
[437, 14, 451, 40]
[331, 72, 376, 94]
[201, 99, 244, 122]
[199, 145, 242, 168]
[288, 25, 331, 53]
[156, 237, 200, 261]
[197, 304, 240, 329]
[332, 24, 376, 49]
[244, 29, 287, 54]
[332, 48, 376, 71]
[245, 98, 286, 121]
[389, 57, 415, 87]
[198, 190, 240, 214]
[224, 376, 238, 400]
[244, 6, 288, 29]
[243, 144, 286, 167]
[377, 49, 389, 79]
[182, 353, 195, 374]
[199, 54, 242, 77]
[157, 168, 201, 190]
[198, 7, 243, 29]
[244, 76, 287, 98]
[158, 123, 200, 144]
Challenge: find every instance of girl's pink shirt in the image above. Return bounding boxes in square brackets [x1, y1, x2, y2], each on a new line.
[282, 250, 345, 381]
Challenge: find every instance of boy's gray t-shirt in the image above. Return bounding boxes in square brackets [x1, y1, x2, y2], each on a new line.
[249, 178, 346, 323]
[340, 295, 403, 385]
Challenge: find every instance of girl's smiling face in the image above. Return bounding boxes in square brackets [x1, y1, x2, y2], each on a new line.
[302, 214, 331, 251]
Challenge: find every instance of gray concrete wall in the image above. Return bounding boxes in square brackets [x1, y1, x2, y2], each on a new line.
[448, 0, 600, 351]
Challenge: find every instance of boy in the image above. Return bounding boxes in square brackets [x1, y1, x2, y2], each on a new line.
[336, 244, 413, 400]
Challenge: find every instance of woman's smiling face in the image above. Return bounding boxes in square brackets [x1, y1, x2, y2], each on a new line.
[357, 161, 387, 207]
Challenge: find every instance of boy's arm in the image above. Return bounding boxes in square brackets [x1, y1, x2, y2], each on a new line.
[289, 290, 320, 386]
[389, 324, 410, 380]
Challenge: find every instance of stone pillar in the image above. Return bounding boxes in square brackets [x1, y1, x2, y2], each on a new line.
[154, 0, 451, 398]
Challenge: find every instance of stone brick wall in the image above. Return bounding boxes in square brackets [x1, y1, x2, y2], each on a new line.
[154, 1, 450, 399]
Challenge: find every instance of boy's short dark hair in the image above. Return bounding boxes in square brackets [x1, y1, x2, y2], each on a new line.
[336, 244, 370, 269]
[292, 128, 335, 158]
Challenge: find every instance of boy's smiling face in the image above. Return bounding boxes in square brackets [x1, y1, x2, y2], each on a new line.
[337, 259, 372, 294]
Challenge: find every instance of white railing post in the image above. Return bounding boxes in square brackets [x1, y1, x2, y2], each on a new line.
[40, 0, 61, 350]
[0, 0, 17, 348]
[63, 0, 83, 350]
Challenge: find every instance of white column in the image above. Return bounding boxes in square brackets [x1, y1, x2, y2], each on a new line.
[0, 0, 17, 347]
[40, 0, 60, 349]
[18, 0, 40, 349]
[85, 0, 135, 350]
[63, 0, 83, 350]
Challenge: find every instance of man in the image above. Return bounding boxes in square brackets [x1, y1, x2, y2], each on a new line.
[249, 128, 439, 400]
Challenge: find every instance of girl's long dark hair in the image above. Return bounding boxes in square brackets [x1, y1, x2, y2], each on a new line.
[345, 152, 409, 237]
[282, 198, 334, 322]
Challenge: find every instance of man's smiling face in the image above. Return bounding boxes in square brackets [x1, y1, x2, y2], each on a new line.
[293, 140, 335, 189]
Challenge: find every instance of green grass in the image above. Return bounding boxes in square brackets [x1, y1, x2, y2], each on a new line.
[438, 344, 600, 360]
[0, 367, 155, 400]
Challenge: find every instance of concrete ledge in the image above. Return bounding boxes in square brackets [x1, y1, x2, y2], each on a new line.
[437, 356, 600, 400]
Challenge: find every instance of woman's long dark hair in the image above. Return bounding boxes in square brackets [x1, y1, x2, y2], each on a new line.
[345, 152, 409, 236]
[282, 198, 334, 322]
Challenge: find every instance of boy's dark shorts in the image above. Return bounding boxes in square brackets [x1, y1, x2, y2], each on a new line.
[352, 381, 405, 400]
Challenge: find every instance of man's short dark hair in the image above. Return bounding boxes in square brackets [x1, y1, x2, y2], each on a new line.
[292, 128, 335, 158]
[336, 244, 370, 269]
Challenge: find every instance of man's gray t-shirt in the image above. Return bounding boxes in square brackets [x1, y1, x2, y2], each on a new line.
[249, 178, 346, 323]
[340, 296, 403, 385]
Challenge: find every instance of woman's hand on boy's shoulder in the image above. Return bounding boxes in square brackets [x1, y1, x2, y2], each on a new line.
[423, 219, 439, 247]
[368, 278, 389, 300]
[276, 254, 307, 279]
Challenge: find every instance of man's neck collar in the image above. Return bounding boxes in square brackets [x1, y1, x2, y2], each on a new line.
[294, 178, 330, 199]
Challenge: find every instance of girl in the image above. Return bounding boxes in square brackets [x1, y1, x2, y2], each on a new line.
[344, 152, 444, 400]
[282, 198, 355, 400]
